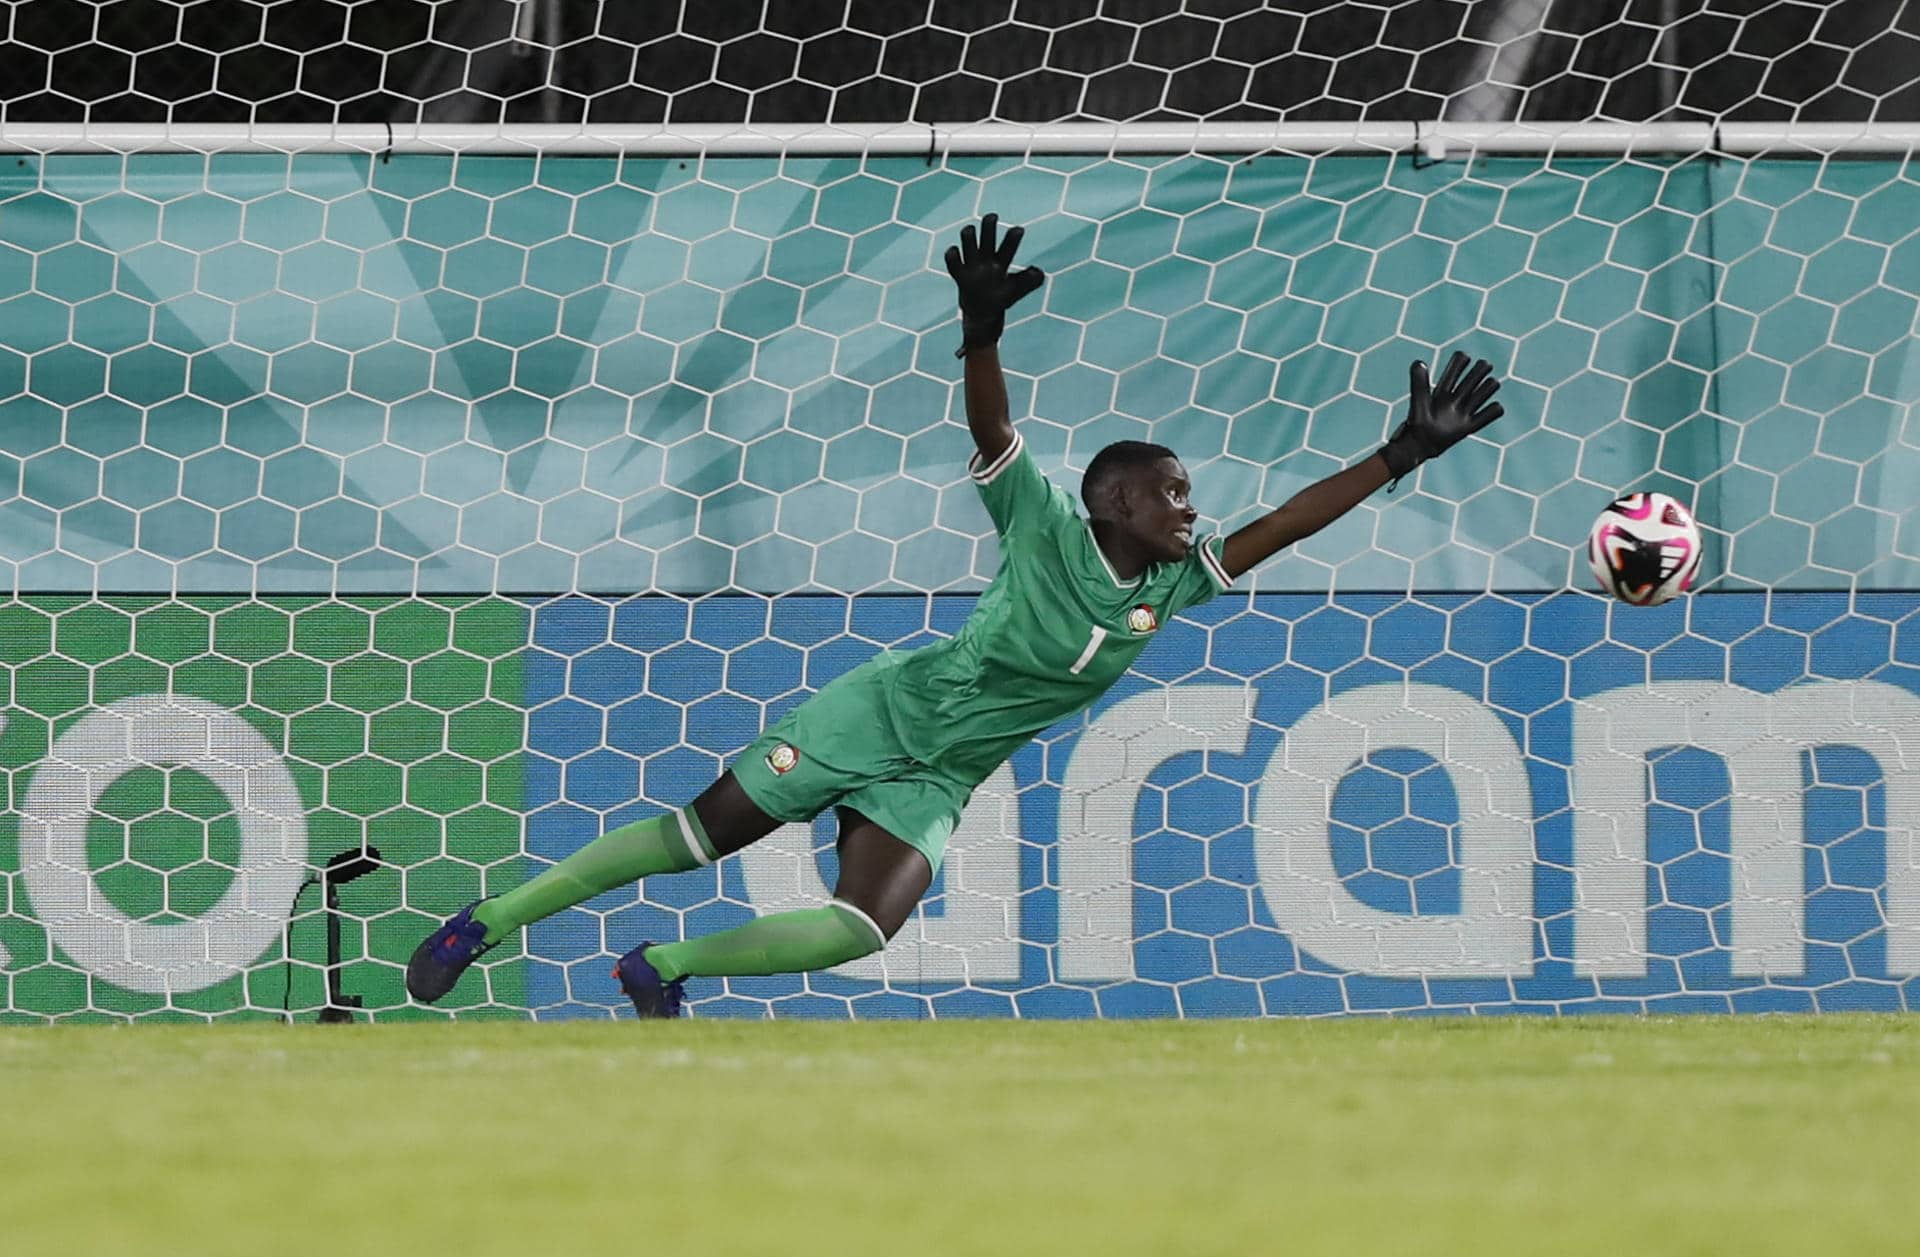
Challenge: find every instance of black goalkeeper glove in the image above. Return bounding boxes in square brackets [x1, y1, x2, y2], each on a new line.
[1380, 351, 1507, 484]
[944, 213, 1045, 358]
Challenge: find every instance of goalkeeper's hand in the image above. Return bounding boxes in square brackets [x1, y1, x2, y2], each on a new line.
[945, 213, 1045, 358]
[1380, 351, 1506, 482]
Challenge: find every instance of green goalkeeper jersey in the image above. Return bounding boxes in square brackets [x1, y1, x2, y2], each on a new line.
[876, 432, 1235, 785]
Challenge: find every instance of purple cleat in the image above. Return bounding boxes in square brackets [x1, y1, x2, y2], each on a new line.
[405, 900, 495, 1003]
[613, 943, 685, 1019]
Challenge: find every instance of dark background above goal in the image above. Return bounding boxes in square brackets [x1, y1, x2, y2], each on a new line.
[3, 0, 1917, 127]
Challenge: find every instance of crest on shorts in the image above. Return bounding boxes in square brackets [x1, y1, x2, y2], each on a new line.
[766, 743, 800, 775]
[1127, 604, 1159, 634]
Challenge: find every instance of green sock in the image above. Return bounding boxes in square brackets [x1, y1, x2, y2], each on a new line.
[472, 806, 717, 944]
[647, 902, 886, 983]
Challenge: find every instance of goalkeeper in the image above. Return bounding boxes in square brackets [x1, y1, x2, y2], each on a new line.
[407, 214, 1506, 1016]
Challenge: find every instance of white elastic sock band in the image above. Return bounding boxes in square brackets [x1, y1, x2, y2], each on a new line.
[678, 806, 715, 867]
[829, 898, 887, 950]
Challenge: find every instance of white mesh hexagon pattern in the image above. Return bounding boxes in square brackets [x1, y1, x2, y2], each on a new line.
[2, 2, 1920, 1021]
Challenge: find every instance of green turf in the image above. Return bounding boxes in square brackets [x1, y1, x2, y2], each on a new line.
[4, 1014, 1916, 1256]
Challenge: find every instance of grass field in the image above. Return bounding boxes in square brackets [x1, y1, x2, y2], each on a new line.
[4, 1014, 1917, 1256]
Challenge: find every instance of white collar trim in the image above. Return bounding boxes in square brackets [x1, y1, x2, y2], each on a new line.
[1084, 518, 1144, 589]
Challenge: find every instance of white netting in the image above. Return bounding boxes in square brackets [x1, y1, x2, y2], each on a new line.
[4, 1, 1917, 127]
[2, 2, 1920, 1021]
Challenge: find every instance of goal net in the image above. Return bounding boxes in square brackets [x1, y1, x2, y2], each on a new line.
[2, 1, 1919, 1021]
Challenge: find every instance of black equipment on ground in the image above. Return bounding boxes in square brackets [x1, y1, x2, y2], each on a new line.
[284, 847, 384, 1024]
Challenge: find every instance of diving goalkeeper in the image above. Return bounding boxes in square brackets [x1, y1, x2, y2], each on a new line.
[407, 213, 1506, 1016]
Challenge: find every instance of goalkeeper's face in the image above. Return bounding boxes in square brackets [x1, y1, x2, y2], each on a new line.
[1126, 457, 1198, 562]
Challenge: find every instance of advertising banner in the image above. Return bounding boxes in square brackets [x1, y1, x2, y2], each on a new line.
[519, 590, 1920, 1018]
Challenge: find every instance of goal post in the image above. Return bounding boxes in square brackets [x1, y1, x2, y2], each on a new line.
[6, 120, 1920, 154]
[2, 5, 1919, 1021]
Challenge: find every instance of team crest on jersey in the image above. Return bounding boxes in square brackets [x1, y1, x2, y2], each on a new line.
[1127, 604, 1159, 634]
[766, 743, 801, 775]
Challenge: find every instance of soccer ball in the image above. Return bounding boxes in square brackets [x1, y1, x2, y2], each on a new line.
[1586, 492, 1703, 606]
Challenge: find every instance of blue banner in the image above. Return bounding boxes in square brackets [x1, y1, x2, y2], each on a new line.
[522, 590, 1920, 1018]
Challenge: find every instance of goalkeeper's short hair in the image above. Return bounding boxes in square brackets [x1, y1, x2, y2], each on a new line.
[1082, 440, 1178, 517]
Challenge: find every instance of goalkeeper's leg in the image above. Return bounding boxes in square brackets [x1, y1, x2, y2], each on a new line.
[405, 773, 781, 1003]
[614, 809, 928, 1015]
[474, 773, 776, 943]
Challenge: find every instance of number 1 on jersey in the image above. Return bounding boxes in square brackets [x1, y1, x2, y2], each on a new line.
[1068, 625, 1108, 675]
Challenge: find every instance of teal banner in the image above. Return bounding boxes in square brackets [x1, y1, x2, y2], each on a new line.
[0, 152, 1914, 595]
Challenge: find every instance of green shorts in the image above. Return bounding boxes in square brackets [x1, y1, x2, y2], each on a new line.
[731, 656, 972, 876]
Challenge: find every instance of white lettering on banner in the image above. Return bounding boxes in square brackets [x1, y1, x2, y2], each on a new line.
[16, 696, 308, 994]
[1251, 682, 1536, 977]
[736, 764, 1021, 982]
[1857, 683, 1920, 974]
[1573, 684, 1798, 978]
[1571, 680, 1920, 979]
[12, 679, 1914, 996]
[1056, 686, 1255, 981]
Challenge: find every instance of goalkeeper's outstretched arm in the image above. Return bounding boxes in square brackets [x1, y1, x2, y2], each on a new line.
[1218, 352, 1506, 580]
[962, 345, 1015, 467]
[946, 214, 1045, 467]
